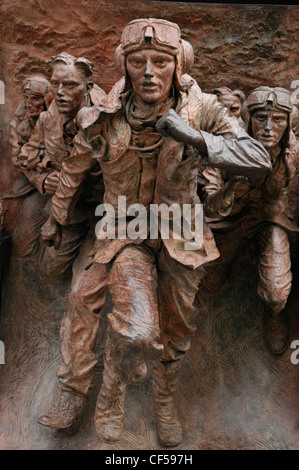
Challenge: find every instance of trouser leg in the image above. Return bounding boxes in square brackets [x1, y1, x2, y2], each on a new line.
[95, 244, 163, 442]
[57, 261, 107, 395]
[153, 245, 205, 446]
[4, 191, 48, 258]
[257, 225, 292, 315]
[38, 235, 108, 430]
[257, 225, 291, 354]
[105, 244, 163, 376]
[156, 245, 205, 362]
[57, 228, 108, 395]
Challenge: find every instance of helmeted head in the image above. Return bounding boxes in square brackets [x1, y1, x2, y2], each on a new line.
[114, 18, 194, 98]
[242, 86, 299, 151]
[213, 86, 245, 118]
[21, 75, 52, 119]
[47, 52, 94, 115]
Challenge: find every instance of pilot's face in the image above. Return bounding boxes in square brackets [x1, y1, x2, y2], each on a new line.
[251, 106, 288, 150]
[126, 49, 176, 104]
[50, 63, 87, 115]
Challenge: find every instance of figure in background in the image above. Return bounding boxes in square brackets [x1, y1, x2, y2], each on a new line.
[203, 86, 299, 355]
[38, 19, 270, 446]
[213, 86, 246, 128]
[16, 52, 107, 278]
[5, 76, 53, 258]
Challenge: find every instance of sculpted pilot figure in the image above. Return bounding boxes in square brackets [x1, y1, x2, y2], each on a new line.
[213, 86, 246, 127]
[203, 87, 299, 355]
[16, 52, 107, 277]
[38, 19, 271, 446]
[6, 76, 53, 258]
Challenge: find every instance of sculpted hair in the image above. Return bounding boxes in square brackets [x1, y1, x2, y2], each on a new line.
[47, 51, 94, 78]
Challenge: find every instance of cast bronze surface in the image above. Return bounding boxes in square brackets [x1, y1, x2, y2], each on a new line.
[0, 0, 298, 450]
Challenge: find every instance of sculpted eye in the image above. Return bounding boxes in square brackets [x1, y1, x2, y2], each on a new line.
[256, 115, 266, 121]
[128, 59, 143, 67]
[51, 81, 59, 87]
[155, 59, 170, 67]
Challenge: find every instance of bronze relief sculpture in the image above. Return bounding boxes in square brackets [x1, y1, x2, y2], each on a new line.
[6, 76, 53, 258]
[1, 3, 298, 451]
[203, 87, 299, 355]
[32, 19, 273, 446]
[14, 52, 107, 278]
[212, 86, 246, 127]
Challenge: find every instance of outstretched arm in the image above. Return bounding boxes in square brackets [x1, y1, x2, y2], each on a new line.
[156, 100, 271, 178]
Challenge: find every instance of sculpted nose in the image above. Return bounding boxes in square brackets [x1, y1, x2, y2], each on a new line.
[264, 117, 272, 131]
[144, 60, 154, 78]
[57, 84, 64, 96]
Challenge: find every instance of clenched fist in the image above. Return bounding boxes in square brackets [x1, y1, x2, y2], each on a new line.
[156, 109, 206, 153]
[44, 171, 60, 195]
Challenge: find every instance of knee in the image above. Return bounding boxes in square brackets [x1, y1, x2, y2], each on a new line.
[257, 281, 291, 315]
[108, 309, 162, 354]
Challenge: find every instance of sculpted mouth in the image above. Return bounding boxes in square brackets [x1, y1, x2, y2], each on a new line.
[143, 83, 158, 89]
